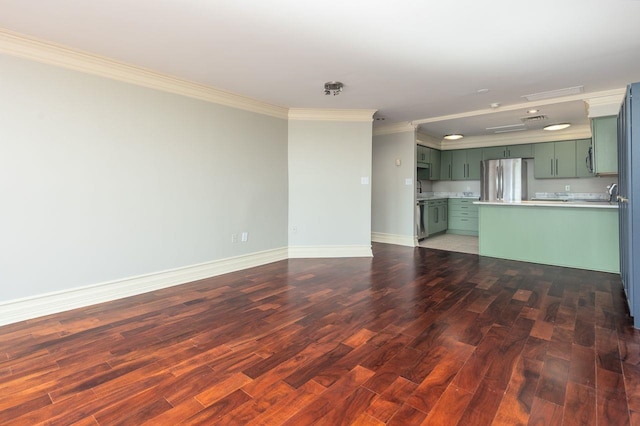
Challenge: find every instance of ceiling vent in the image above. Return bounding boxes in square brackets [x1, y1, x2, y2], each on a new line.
[521, 115, 548, 123]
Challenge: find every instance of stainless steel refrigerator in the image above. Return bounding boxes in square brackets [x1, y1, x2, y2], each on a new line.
[480, 158, 528, 202]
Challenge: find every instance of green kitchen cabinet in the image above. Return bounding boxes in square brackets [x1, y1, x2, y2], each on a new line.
[427, 199, 447, 235]
[592, 116, 618, 175]
[483, 144, 533, 160]
[533, 140, 576, 178]
[506, 144, 533, 158]
[417, 145, 429, 168]
[429, 149, 441, 181]
[482, 146, 506, 160]
[417, 144, 440, 180]
[447, 198, 478, 236]
[576, 138, 594, 178]
[452, 148, 482, 180]
[440, 151, 452, 180]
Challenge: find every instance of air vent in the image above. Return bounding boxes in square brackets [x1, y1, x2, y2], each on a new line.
[521, 115, 548, 123]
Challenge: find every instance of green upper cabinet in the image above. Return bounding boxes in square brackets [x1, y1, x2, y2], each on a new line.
[416, 144, 440, 180]
[482, 144, 533, 160]
[482, 146, 506, 160]
[592, 116, 618, 175]
[452, 148, 482, 180]
[430, 149, 441, 180]
[533, 140, 576, 178]
[417, 144, 429, 168]
[506, 144, 533, 158]
[576, 138, 594, 178]
[440, 151, 452, 180]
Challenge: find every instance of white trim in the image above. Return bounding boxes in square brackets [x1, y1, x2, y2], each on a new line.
[438, 124, 592, 150]
[373, 121, 416, 136]
[288, 245, 373, 258]
[416, 131, 442, 149]
[0, 247, 288, 326]
[0, 28, 288, 119]
[371, 232, 416, 247]
[586, 94, 624, 118]
[288, 108, 377, 122]
[410, 88, 626, 126]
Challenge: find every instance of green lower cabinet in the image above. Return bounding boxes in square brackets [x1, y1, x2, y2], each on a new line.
[478, 204, 619, 273]
[426, 199, 448, 235]
[447, 198, 478, 236]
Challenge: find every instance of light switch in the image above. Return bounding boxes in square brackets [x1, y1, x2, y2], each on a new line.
[361, 177, 369, 185]
[395, 158, 401, 166]
[405, 178, 412, 186]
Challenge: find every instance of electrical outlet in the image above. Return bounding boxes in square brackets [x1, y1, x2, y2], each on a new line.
[241, 232, 248, 242]
[291, 226, 297, 234]
[565, 185, 571, 191]
[231, 233, 238, 243]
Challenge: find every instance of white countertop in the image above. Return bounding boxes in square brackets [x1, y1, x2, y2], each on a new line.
[474, 200, 618, 209]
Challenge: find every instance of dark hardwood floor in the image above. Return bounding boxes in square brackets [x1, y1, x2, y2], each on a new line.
[1, 243, 639, 425]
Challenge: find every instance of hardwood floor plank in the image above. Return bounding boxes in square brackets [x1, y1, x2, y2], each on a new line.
[562, 380, 596, 426]
[535, 355, 570, 406]
[0, 243, 635, 424]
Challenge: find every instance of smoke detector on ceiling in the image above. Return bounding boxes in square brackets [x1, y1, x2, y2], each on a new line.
[324, 81, 343, 96]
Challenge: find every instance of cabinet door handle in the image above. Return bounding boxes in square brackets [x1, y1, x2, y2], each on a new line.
[550, 159, 554, 175]
[556, 159, 559, 176]
[448, 164, 451, 178]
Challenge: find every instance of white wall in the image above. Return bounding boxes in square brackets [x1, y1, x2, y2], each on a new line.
[371, 131, 416, 245]
[288, 120, 373, 255]
[0, 54, 288, 302]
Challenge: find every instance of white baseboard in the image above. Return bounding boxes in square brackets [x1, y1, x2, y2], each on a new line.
[371, 232, 417, 247]
[0, 247, 288, 326]
[288, 245, 373, 258]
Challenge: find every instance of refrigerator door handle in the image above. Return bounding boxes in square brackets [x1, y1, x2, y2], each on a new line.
[496, 165, 500, 200]
[499, 164, 504, 200]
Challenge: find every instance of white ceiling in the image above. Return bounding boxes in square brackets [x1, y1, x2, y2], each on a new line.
[1, 0, 639, 140]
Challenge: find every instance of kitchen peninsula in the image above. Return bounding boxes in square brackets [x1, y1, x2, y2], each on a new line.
[475, 200, 619, 273]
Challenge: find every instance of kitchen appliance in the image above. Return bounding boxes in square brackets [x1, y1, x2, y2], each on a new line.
[481, 158, 528, 202]
[416, 201, 427, 239]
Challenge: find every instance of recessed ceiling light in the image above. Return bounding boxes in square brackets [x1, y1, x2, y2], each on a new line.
[490, 103, 500, 109]
[444, 134, 464, 140]
[543, 123, 571, 131]
[527, 109, 539, 114]
[477, 88, 489, 94]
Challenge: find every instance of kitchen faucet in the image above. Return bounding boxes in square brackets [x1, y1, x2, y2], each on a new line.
[417, 180, 422, 193]
[608, 183, 618, 203]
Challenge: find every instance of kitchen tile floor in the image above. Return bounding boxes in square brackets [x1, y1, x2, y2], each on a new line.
[419, 233, 479, 254]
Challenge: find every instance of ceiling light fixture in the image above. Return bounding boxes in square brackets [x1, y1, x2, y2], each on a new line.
[444, 134, 464, 140]
[527, 109, 539, 114]
[324, 81, 343, 96]
[543, 123, 571, 131]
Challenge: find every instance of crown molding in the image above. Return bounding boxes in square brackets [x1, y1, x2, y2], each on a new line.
[0, 27, 289, 119]
[372, 121, 417, 136]
[438, 123, 592, 150]
[416, 131, 441, 149]
[411, 88, 626, 125]
[585, 92, 625, 118]
[288, 108, 377, 122]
